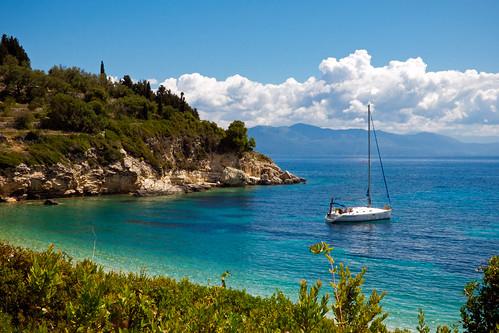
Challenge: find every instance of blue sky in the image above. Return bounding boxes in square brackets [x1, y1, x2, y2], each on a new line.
[2, 0, 499, 82]
[2, 1, 499, 140]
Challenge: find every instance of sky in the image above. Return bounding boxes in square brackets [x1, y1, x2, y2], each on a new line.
[3, 0, 499, 141]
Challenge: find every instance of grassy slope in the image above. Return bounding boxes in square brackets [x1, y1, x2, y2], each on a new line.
[0, 106, 224, 171]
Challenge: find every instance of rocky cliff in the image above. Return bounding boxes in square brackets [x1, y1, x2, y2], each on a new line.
[0, 148, 304, 201]
[0, 37, 305, 202]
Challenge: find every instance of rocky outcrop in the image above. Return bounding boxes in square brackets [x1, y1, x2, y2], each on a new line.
[0, 150, 304, 201]
[221, 167, 248, 186]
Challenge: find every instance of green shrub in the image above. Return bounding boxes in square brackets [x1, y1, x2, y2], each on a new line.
[41, 93, 104, 133]
[84, 86, 108, 102]
[0, 96, 15, 115]
[417, 308, 430, 333]
[0, 242, 496, 332]
[461, 255, 499, 332]
[14, 112, 34, 129]
[309, 241, 388, 332]
[88, 99, 107, 116]
[26, 135, 86, 165]
[0, 150, 25, 168]
[28, 97, 45, 110]
[0, 242, 379, 332]
[0, 311, 14, 332]
[116, 95, 156, 120]
[47, 66, 97, 94]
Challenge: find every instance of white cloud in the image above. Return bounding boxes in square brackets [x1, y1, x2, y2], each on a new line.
[147, 78, 159, 86]
[107, 75, 119, 83]
[158, 50, 499, 137]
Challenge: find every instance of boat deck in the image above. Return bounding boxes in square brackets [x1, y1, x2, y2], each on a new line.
[325, 206, 391, 223]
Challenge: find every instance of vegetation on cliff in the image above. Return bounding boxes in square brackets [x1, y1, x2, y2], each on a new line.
[0, 242, 496, 332]
[0, 34, 255, 172]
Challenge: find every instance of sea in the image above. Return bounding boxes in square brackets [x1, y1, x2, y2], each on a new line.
[1, 157, 498, 330]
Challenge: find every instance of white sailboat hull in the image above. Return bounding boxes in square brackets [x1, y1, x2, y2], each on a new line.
[325, 207, 391, 223]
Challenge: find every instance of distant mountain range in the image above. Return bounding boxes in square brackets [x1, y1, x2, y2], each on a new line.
[248, 123, 499, 157]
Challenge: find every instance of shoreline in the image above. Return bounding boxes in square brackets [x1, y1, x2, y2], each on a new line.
[0, 151, 305, 203]
[0, 178, 305, 204]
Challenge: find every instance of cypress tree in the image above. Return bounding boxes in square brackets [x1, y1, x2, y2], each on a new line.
[146, 81, 152, 100]
[99, 60, 106, 84]
[180, 92, 185, 112]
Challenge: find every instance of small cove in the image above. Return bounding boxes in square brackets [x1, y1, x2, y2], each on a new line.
[1, 157, 498, 329]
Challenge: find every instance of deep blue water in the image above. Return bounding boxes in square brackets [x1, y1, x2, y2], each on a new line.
[1, 157, 498, 329]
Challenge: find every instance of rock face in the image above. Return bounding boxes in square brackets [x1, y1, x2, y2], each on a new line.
[221, 167, 248, 186]
[0, 150, 304, 200]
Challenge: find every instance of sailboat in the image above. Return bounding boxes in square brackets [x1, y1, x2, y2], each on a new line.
[325, 104, 392, 223]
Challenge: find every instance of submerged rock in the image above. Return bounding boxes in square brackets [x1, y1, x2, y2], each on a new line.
[44, 199, 59, 205]
[0, 196, 17, 203]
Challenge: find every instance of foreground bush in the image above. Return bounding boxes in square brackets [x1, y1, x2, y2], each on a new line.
[0, 242, 496, 332]
[0, 242, 386, 332]
[461, 256, 498, 333]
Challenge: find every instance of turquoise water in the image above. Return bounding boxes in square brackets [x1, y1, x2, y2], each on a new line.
[1, 157, 498, 329]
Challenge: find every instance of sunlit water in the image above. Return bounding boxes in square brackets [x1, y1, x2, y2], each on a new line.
[1, 157, 498, 330]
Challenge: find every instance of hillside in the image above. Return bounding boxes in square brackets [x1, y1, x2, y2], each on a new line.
[249, 123, 499, 157]
[0, 35, 303, 200]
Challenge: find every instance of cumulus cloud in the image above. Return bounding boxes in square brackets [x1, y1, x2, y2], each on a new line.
[107, 75, 120, 84]
[159, 50, 499, 137]
[147, 78, 158, 85]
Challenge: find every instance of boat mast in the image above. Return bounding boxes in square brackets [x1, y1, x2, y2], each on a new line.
[367, 104, 372, 207]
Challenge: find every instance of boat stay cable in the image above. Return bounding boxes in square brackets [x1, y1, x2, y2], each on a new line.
[370, 114, 392, 207]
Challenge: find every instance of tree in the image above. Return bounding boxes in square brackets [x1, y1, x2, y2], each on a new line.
[219, 120, 256, 153]
[99, 61, 106, 83]
[121, 75, 133, 89]
[117, 95, 156, 120]
[129, 80, 153, 100]
[47, 66, 97, 94]
[156, 85, 167, 115]
[179, 92, 185, 112]
[0, 56, 32, 102]
[146, 81, 152, 99]
[42, 93, 104, 133]
[0, 34, 30, 67]
[84, 86, 108, 102]
[461, 255, 499, 332]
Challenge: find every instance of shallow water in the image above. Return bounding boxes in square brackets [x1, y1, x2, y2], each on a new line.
[1, 157, 498, 329]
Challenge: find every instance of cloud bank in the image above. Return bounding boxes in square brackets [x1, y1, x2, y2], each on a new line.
[159, 50, 499, 137]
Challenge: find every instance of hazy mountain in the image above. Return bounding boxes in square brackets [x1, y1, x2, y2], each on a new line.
[248, 123, 499, 157]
